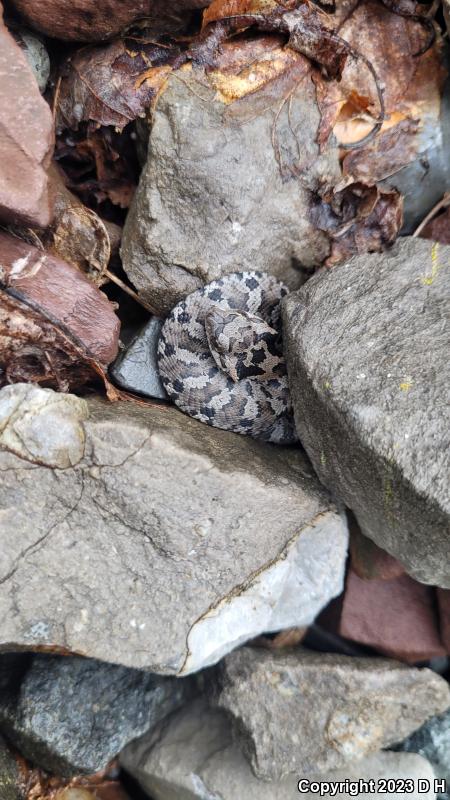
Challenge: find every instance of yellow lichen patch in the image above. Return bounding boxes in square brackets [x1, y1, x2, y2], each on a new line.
[420, 242, 442, 286]
[399, 380, 413, 392]
[208, 47, 300, 104]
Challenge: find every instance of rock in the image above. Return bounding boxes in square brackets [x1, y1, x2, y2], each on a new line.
[0, 231, 121, 391]
[0, 653, 190, 777]
[121, 698, 437, 800]
[395, 709, 450, 800]
[0, 389, 348, 674]
[10, 0, 208, 42]
[349, 515, 405, 581]
[11, 28, 50, 93]
[109, 318, 167, 400]
[212, 646, 450, 781]
[0, 5, 53, 228]
[0, 735, 23, 800]
[0, 384, 88, 468]
[121, 41, 339, 316]
[339, 570, 445, 663]
[437, 590, 450, 652]
[283, 237, 450, 587]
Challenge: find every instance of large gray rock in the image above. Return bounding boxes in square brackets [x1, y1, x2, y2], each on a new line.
[212, 647, 450, 781]
[0, 654, 190, 777]
[121, 60, 339, 316]
[395, 709, 450, 800]
[121, 698, 437, 800]
[0, 385, 348, 674]
[283, 237, 450, 587]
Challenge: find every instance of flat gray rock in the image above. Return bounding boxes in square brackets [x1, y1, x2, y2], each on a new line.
[0, 385, 348, 674]
[0, 653, 190, 777]
[212, 647, 450, 781]
[109, 317, 167, 400]
[121, 64, 339, 315]
[283, 237, 450, 587]
[395, 708, 450, 800]
[120, 698, 437, 800]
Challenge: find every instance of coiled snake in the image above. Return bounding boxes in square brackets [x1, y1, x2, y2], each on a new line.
[157, 272, 298, 445]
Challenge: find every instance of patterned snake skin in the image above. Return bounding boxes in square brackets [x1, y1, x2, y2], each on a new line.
[157, 272, 298, 444]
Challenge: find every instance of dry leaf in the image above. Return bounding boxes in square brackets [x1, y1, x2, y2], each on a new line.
[57, 38, 179, 131]
[311, 183, 403, 265]
[55, 127, 138, 210]
[47, 163, 121, 284]
[0, 231, 120, 392]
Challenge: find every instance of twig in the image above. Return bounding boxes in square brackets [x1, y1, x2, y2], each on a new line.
[412, 193, 450, 238]
[104, 270, 159, 315]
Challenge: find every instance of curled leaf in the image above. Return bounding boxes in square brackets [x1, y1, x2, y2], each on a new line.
[57, 39, 179, 131]
[310, 183, 403, 265]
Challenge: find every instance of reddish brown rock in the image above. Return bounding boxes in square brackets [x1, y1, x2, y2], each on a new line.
[437, 589, 450, 652]
[349, 513, 406, 580]
[0, 231, 120, 390]
[0, 5, 53, 228]
[339, 569, 445, 663]
[11, 0, 208, 42]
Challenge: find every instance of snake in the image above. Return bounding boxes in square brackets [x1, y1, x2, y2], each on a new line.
[157, 271, 298, 445]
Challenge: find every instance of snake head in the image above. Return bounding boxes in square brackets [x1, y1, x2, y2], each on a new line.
[204, 306, 285, 383]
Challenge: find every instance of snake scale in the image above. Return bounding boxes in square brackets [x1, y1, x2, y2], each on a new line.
[157, 271, 298, 445]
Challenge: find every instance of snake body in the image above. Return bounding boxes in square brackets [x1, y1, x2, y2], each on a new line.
[157, 272, 298, 445]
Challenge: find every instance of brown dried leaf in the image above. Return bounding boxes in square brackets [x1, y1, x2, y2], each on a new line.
[0, 231, 120, 392]
[55, 128, 138, 210]
[314, 0, 445, 163]
[47, 163, 121, 284]
[201, 0, 349, 79]
[310, 183, 403, 265]
[57, 39, 179, 131]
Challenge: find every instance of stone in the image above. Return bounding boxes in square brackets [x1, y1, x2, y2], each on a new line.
[339, 570, 445, 663]
[0, 384, 88, 468]
[11, 28, 50, 93]
[0, 653, 190, 777]
[349, 515, 405, 581]
[0, 735, 23, 800]
[437, 590, 450, 652]
[109, 318, 167, 400]
[10, 0, 208, 42]
[282, 237, 450, 587]
[121, 42, 339, 316]
[0, 388, 348, 674]
[121, 698, 437, 800]
[212, 646, 450, 781]
[0, 5, 53, 228]
[395, 709, 450, 800]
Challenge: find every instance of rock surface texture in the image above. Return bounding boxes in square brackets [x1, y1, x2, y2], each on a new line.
[109, 317, 167, 400]
[0, 384, 88, 469]
[121, 58, 338, 315]
[396, 709, 450, 799]
[0, 387, 348, 674]
[339, 570, 445, 663]
[283, 237, 450, 587]
[0, 654, 190, 776]
[0, 5, 53, 227]
[0, 735, 22, 800]
[212, 647, 450, 780]
[121, 698, 437, 800]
